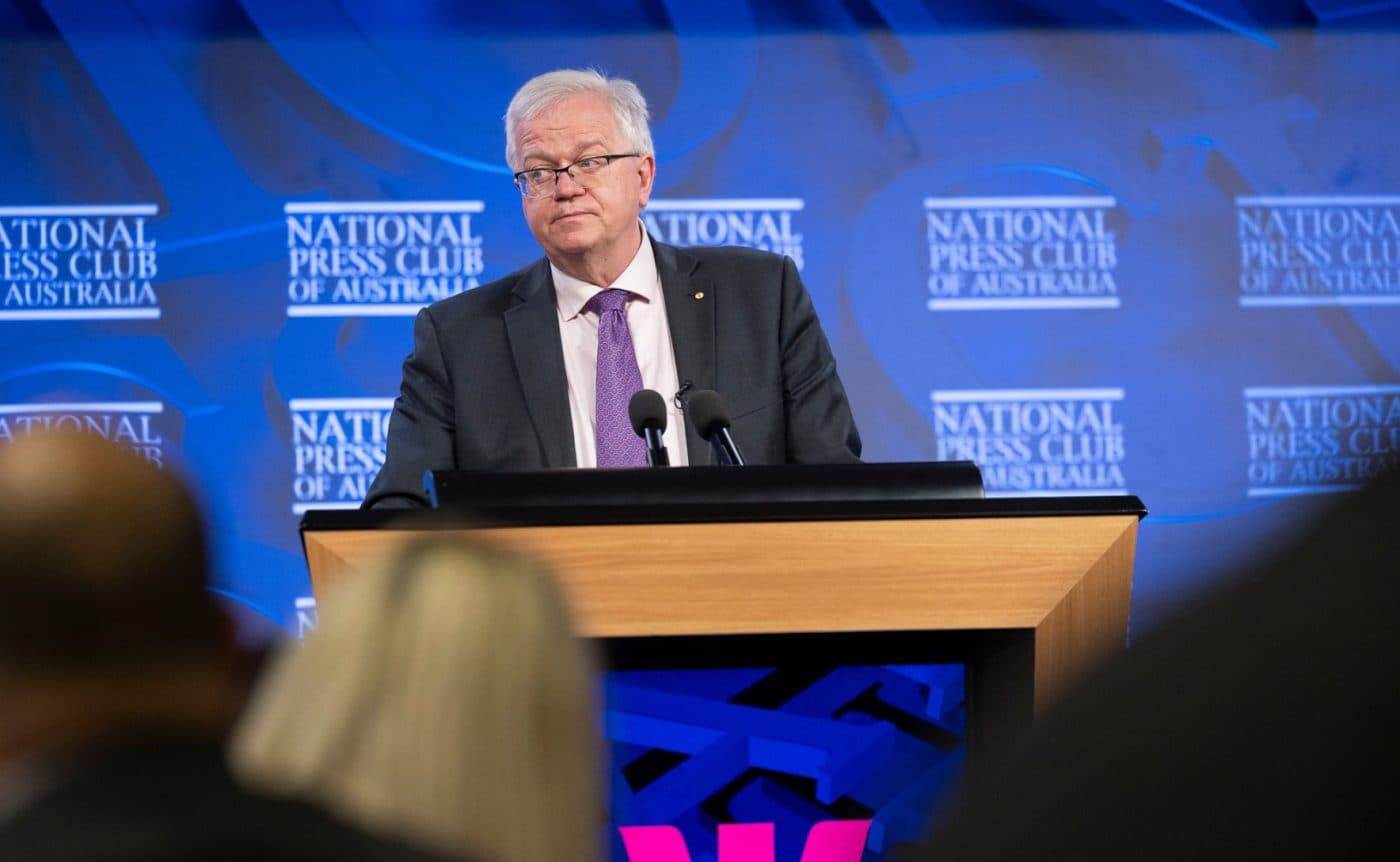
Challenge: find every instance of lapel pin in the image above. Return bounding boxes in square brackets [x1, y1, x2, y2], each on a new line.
[693, 291, 705, 300]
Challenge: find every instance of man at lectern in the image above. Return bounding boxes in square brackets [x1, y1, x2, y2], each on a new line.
[365, 68, 860, 508]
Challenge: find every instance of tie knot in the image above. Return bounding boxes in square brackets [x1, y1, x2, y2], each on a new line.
[585, 288, 632, 316]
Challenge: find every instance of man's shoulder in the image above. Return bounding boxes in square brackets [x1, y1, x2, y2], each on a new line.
[421, 258, 549, 322]
[660, 240, 788, 274]
[653, 242, 793, 300]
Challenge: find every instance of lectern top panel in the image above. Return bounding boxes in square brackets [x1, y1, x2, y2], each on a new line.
[300, 462, 1144, 531]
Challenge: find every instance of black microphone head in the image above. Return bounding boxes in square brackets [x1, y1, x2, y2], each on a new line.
[686, 389, 731, 439]
[628, 389, 668, 437]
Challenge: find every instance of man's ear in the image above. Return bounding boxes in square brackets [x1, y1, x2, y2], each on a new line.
[637, 154, 656, 207]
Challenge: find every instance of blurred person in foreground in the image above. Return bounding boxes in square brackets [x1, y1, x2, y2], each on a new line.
[0, 430, 448, 861]
[232, 536, 601, 862]
[918, 466, 1400, 860]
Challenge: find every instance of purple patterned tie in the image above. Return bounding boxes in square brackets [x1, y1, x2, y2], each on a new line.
[586, 288, 647, 468]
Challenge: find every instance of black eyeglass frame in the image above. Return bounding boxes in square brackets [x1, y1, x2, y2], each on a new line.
[512, 153, 641, 197]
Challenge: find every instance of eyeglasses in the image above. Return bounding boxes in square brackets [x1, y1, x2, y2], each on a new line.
[512, 153, 641, 198]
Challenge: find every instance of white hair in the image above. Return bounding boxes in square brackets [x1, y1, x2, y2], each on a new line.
[504, 68, 653, 171]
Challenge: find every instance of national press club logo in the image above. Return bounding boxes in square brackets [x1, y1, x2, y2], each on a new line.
[285, 201, 484, 316]
[644, 199, 804, 268]
[1237, 196, 1400, 306]
[932, 388, 1128, 496]
[0, 205, 160, 320]
[1244, 385, 1400, 497]
[289, 398, 393, 513]
[0, 400, 168, 464]
[294, 597, 318, 638]
[925, 196, 1121, 310]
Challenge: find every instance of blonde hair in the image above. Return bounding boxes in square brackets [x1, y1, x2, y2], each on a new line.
[231, 537, 600, 862]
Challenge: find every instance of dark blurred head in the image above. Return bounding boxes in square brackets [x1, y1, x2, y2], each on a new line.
[0, 430, 223, 679]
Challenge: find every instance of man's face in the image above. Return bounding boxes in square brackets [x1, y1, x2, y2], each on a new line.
[514, 92, 655, 271]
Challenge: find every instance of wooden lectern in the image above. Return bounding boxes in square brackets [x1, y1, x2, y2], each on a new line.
[300, 463, 1145, 755]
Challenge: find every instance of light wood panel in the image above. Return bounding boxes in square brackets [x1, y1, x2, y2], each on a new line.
[304, 514, 1139, 639]
[1032, 519, 1138, 713]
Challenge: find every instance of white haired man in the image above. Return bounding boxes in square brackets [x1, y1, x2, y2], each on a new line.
[366, 69, 860, 507]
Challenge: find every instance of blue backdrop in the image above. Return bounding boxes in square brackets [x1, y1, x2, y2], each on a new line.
[5, 2, 1398, 858]
[2, 0, 1397, 683]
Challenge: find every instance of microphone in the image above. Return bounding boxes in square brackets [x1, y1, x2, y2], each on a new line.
[627, 389, 670, 467]
[685, 389, 746, 466]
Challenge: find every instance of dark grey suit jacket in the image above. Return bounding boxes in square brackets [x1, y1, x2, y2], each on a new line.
[364, 239, 861, 508]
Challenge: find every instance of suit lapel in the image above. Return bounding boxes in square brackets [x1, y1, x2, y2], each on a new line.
[504, 261, 577, 467]
[653, 240, 715, 463]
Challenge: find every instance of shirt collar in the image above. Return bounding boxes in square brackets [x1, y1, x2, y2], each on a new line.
[552, 224, 659, 320]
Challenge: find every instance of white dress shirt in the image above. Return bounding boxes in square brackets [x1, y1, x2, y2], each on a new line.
[552, 229, 689, 468]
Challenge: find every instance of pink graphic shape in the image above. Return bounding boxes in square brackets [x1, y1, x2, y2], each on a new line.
[797, 820, 873, 861]
[719, 822, 774, 862]
[618, 820, 872, 862]
[619, 825, 692, 862]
